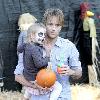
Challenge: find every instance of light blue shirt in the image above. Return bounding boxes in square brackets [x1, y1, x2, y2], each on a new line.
[17, 31, 27, 47]
[14, 36, 81, 100]
[49, 37, 81, 99]
[14, 31, 27, 75]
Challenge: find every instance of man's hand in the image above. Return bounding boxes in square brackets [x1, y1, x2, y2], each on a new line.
[58, 65, 82, 79]
[33, 80, 51, 91]
[58, 65, 75, 76]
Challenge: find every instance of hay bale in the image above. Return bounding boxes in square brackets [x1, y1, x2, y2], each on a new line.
[0, 91, 23, 100]
[0, 85, 100, 100]
[71, 84, 100, 100]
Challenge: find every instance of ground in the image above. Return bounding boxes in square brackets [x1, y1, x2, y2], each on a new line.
[0, 84, 100, 100]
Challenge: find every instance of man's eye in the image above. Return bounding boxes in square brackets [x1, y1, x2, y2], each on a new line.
[38, 32, 44, 37]
[56, 24, 60, 26]
[48, 23, 53, 26]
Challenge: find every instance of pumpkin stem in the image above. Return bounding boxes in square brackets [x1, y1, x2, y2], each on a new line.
[47, 62, 52, 70]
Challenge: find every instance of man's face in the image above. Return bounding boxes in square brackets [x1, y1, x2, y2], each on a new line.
[34, 28, 46, 44]
[45, 16, 62, 39]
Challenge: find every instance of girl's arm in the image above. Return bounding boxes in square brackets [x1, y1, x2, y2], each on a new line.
[26, 44, 49, 69]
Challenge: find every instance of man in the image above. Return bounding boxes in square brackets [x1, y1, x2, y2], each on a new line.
[14, 8, 82, 100]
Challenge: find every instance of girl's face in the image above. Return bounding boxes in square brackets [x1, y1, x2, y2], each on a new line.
[34, 27, 46, 44]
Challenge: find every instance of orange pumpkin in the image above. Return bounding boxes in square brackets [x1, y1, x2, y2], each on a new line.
[36, 68, 56, 88]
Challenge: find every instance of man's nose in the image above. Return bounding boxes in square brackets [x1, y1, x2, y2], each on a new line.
[52, 25, 56, 31]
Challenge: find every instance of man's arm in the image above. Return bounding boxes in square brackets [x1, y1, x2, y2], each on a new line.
[64, 43, 82, 79]
[15, 74, 34, 88]
[69, 68, 82, 79]
[58, 65, 82, 80]
[58, 42, 82, 79]
[14, 60, 34, 88]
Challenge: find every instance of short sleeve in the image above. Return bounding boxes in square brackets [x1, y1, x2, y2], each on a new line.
[17, 32, 24, 47]
[14, 64, 24, 75]
[69, 44, 81, 70]
[14, 53, 24, 75]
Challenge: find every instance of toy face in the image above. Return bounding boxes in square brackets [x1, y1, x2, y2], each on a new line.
[34, 28, 46, 44]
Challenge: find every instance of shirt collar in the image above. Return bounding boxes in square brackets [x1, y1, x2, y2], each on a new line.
[55, 37, 63, 47]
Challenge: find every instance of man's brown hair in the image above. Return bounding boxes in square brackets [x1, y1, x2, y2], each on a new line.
[43, 8, 64, 26]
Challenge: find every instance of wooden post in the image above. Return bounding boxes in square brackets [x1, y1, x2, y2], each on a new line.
[88, 65, 98, 86]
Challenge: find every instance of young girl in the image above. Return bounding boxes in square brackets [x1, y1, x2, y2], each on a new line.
[14, 13, 37, 75]
[17, 23, 62, 100]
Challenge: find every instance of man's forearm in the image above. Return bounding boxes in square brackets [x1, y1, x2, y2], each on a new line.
[70, 69, 82, 80]
[15, 75, 33, 88]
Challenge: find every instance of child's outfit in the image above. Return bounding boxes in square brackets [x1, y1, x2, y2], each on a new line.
[15, 31, 62, 100]
[49, 81, 62, 100]
[24, 81, 62, 100]
[17, 43, 62, 100]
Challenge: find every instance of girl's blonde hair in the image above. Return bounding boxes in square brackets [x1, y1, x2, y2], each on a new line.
[27, 23, 45, 43]
[43, 8, 64, 26]
[18, 13, 37, 31]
